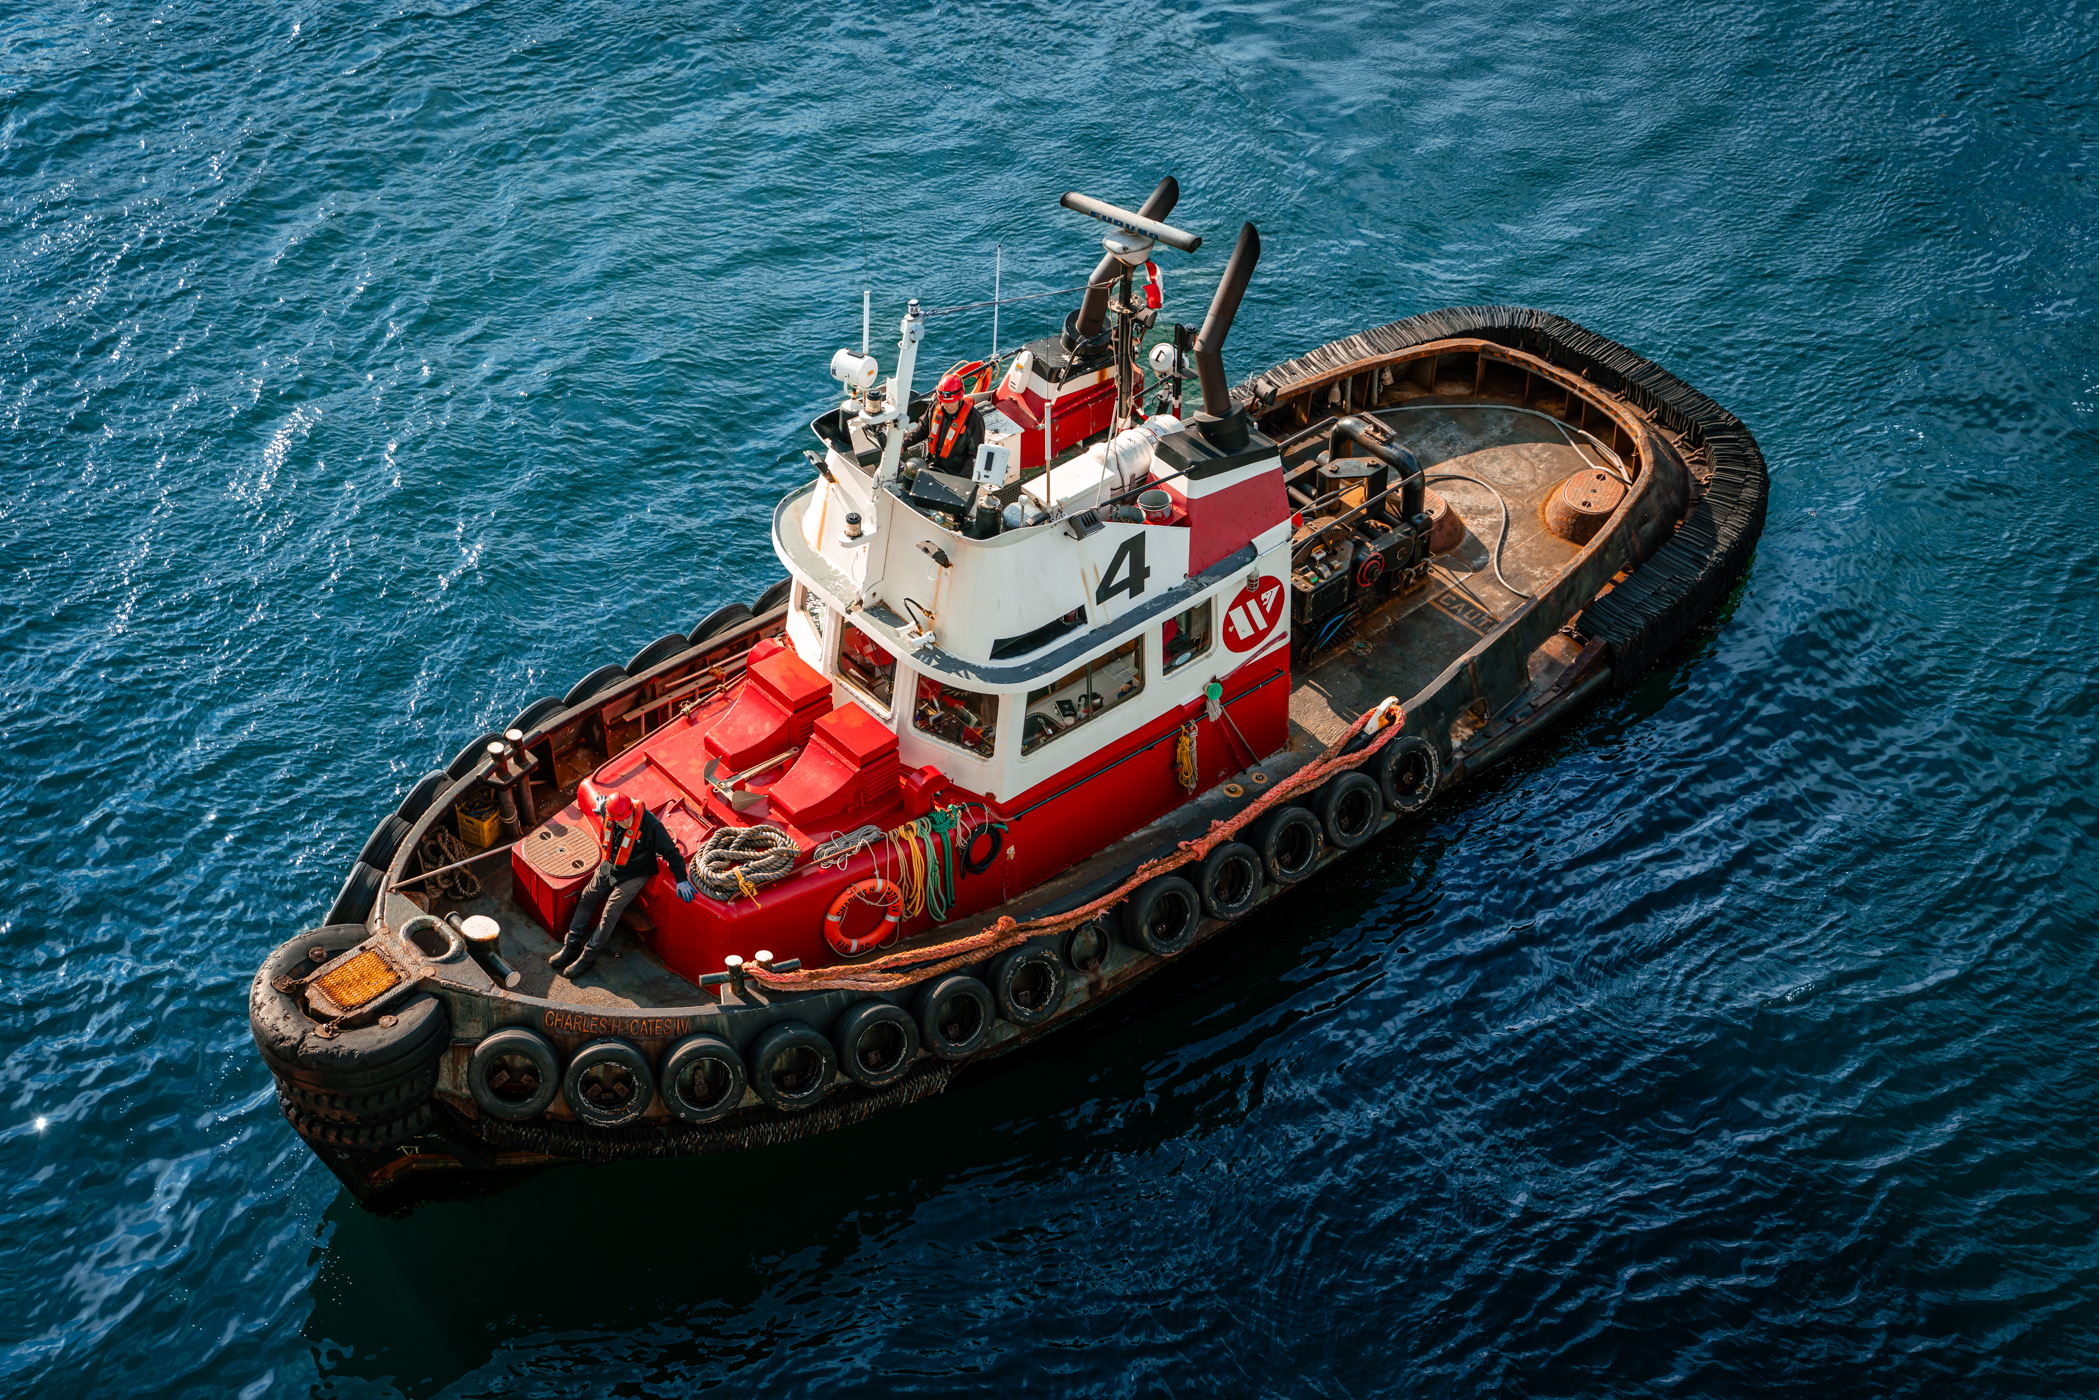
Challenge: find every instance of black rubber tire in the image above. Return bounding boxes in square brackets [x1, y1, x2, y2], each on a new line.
[562, 1038, 655, 1129]
[988, 945, 1065, 1027]
[1120, 875, 1202, 958]
[509, 695, 565, 734]
[1249, 806, 1322, 885]
[250, 928, 449, 1093]
[1372, 734, 1442, 814]
[468, 1026, 561, 1121]
[447, 732, 503, 779]
[355, 813, 411, 870]
[1313, 771, 1383, 851]
[751, 578, 792, 615]
[917, 974, 994, 1061]
[563, 664, 628, 708]
[833, 1001, 921, 1089]
[659, 1034, 748, 1124]
[748, 1021, 837, 1111]
[1197, 841, 1263, 920]
[625, 631, 692, 677]
[322, 861, 385, 926]
[396, 769, 450, 822]
[688, 603, 753, 644]
[279, 1092, 437, 1151]
[282, 1065, 439, 1124]
[1060, 919, 1112, 972]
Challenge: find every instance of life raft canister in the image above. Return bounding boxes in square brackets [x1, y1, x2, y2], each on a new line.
[825, 878, 903, 957]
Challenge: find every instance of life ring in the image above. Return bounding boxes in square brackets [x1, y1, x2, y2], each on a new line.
[824, 879, 903, 957]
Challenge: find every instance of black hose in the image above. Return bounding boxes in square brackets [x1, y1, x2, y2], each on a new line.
[1425, 472, 1532, 600]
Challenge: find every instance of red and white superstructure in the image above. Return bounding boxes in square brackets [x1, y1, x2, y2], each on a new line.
[510, 190, 1293, 982]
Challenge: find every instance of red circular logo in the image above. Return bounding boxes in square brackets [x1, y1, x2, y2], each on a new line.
[1221, 575, 1286, 653]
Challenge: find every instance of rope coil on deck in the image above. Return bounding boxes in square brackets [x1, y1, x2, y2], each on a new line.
[691, 824, 799, 903]
[414, 828, 483, 902]
[745, 701, 1404, 995]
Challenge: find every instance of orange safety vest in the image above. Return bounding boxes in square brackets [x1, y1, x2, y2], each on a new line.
[927, 400, 973, 463]
[597, 801, 647, 865]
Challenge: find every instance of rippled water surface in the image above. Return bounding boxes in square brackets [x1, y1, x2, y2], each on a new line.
[5, 0, 2098, 1393]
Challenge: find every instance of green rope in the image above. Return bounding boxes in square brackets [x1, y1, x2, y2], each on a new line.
[924, 807, 960, 922]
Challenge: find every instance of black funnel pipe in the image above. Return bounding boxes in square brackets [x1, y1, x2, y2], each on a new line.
[1192, 223, 1260, 420]
[1328, 416, 1424, 522]
[1072, 177, 1181, 342]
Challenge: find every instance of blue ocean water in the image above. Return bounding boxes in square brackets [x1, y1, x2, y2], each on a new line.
[4, 0, 2097, 1392]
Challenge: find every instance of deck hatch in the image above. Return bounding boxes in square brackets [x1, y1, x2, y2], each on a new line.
[313, 949, 399, 1010]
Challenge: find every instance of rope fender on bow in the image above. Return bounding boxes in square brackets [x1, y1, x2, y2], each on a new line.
[746, 699, 1407, 995]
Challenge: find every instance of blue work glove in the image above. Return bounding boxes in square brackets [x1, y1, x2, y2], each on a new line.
[676, 879, 695, 903]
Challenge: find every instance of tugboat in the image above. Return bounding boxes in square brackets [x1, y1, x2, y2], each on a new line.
[250, 180, 1767, 1198]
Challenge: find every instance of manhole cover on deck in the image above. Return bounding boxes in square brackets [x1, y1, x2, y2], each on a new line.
[521, 820, 598, 880]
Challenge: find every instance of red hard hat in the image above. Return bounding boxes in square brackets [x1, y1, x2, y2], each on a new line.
[605, 792, 634, 822]
[937, 373, 964, 405]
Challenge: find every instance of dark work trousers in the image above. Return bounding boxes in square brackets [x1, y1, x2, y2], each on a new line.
[566, 861, 651, 951]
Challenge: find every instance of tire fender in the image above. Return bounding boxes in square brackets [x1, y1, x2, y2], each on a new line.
[833, 1000, 921, 1089]
[279, 1092, 437, 1152]
[468, 1026, 561, 1121]
[250, 928, 449, 1092]
[1372, 734, 1442, 814]
[1312, 771, 1383, 850]
[282, 1066, 439, 1124]
[323, 862, 385, 927]
[1249, 806, 1322, 885]
[1120, 875, 1202, 957]
[987, 945, 1066, 1027]
[447, 732, 504, 779]
[508, 696, 565, 734]
[356, 813, 411, 870]
[625, 632, 692, 677]
[660, 1034, 748, 1124]
[563, 664, 628, 708]
[1060, 919, 1112, 972]
[688, 604, 753, 645]
[748, 1021, 837, 1110]
[751, 578, 792, 614]
[562, 1037, 655, 1128]
[1197, 841, 1263, 920]
[396, 769, 450, 822]
[917, 974, 994, 1060]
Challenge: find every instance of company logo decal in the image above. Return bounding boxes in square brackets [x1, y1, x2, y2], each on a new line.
[1222, 575, 1286, 653]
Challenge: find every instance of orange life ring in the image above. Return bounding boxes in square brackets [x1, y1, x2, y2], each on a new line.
[824, 879, 903, 958]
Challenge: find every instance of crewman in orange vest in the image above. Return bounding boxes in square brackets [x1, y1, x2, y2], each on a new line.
[909, 372, 983, 475]
[550, 791, 691, 981]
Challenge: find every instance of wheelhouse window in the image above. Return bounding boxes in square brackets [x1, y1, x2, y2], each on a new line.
[1021, 636, 1144, 755]
[839, 623, 895, 708]
[912, 676, 999, 758]
[1162, 601, 1213, 675]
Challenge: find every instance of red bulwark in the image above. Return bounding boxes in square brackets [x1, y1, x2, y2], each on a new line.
[704, 647, 834, 771]
[768, 701, 901, 828]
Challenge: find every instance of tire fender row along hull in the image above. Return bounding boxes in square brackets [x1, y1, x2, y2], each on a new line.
[277, 712, 1467, 1159]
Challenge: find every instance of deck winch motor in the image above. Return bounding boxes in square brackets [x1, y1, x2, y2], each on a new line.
[1288, 415, 1433, 650]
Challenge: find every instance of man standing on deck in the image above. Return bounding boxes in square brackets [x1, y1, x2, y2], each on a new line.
[908, 372, 984, 476]
[551, 791, 693, 981]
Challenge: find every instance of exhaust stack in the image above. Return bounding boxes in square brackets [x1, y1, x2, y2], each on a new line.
[1190, 222, 1261, 445]
[1068, 177, 1183, 346]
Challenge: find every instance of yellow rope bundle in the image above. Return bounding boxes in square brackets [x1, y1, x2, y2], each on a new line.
[1174, 722, 1199, 792]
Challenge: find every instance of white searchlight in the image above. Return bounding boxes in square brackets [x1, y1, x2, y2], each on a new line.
[830, 348, 878, 393]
